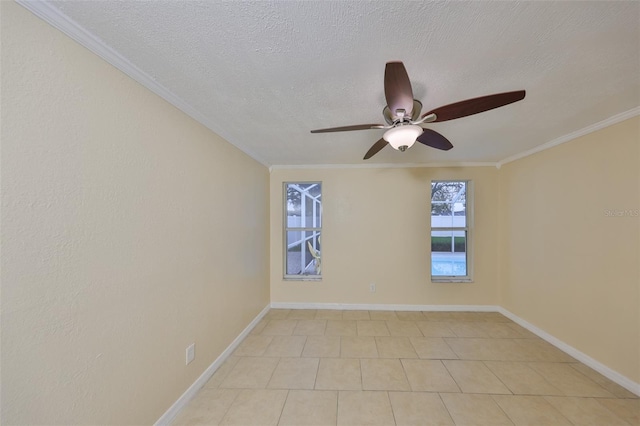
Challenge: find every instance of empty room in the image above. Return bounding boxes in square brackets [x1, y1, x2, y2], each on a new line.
[1, 1, 638, 425]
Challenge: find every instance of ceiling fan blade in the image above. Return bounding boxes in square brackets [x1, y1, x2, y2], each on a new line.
[363, 138, 388, 160]
[424, 90, 526, 122]
[416, 128, 453, 151]
[311, 124, 385, 133]
[384, 62, 414, 117]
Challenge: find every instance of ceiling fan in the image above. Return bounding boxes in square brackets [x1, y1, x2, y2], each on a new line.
[311, 62, 525, 160]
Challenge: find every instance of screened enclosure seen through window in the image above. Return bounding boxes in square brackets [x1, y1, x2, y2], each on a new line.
[284, 183, 322, 279]
[431, 181, 471, 281]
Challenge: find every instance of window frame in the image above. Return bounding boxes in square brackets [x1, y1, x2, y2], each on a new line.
[283, 181, 322, 281]
[430, 180, 473, 283]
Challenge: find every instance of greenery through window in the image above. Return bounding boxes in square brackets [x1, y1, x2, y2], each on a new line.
[284, 183, 322, 279]
[431, 181, 471, 281]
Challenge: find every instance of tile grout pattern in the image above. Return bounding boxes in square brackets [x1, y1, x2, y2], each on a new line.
[172, 309, 638, 426]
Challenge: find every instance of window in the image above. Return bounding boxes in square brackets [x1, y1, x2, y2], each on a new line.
[284, 182, 322, 279]
[431, 181, 472, 282]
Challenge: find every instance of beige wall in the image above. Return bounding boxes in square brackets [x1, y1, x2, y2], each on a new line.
[270, 166, 501, 306]
[1, 3, 269, 424]
[499, 116, 640, 383]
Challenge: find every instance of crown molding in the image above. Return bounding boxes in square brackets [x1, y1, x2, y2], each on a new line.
[269, 162, 497, 171]
[16, 0, 270, 167]
[497, 106, 640, 168]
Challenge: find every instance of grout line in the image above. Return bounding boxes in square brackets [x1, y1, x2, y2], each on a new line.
[276, 389, 290, 425]
[164, 309, 639, 425]
[386, 391, 398, 426]
[440, 360, 463, 394]
[489, 394, 517, 426]
[215, 389, 242, 426]
[436, 392, 457, 425]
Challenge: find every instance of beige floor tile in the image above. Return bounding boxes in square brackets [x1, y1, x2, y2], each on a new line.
[375, 336, 418, 358]
[416, 321, 456, 337]
[389, 392, 454, 426]
[337, 391, 395, 426]
[570, 363, 639, 398]
[443, 360, 511, 394]
[181, 310, 638, 426]
[516, 339, 576, 362]
[263, 336, 307, 357]
[445, 338, 530, 361]
[460, 312, 488, 321]
[396, 311, 426, 321]
[340, 336, 378, 358]
[448, 322, 490, 337]
[172, 388, 240, 426]
[267, 357, 319, 390]
[386, 320, 423, 337]
[220, 357, 279, 389]
[278, 390, 338, 426]
[401, 359, 460, 392]
[205, 356, 241, 389]
[261, 319, 298, 336]
[293, 319, 327, 336]
[505, 323, 539, 338]
[492, 395, 572, 425]
[596, 398, 640, 425]
[528, 362, 614, 397]
[288, 309, 317, 320]
[302, 336, 341, 358]
[361, 358, 411, 391]
[265, 309, 291, 320]
[369, 310, 399, 320]
[342, 310, 370, 320]
[484, 361, 563, 395]
[545, 396, 630, 425]
[249, 319, 269, 335]
[220, 389, 287, 426]
[440, 393, 514, 426]
[480, 322, 530, 338]
[315, 358, 362, 390]
[356, 320, 390, 336]
[410, 337, 458, 360]
[422, 312, 458, 322]
[314, 309, 344, 320]
[325, 320, 357, 336]
[479, 312, 512, 323]
[234, 335, 273, 357]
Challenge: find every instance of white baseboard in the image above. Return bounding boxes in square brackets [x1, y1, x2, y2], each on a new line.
[273, 302, 639, 396]
[156, 302, 638, 424]
[154, 304, 270, 426]
[270, 302, 499, 312]
[497, 307, 640, 397]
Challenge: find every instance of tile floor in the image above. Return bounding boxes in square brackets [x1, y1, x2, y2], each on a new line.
[172, 309, 639, 425]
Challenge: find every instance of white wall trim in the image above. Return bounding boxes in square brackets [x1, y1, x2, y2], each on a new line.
[270, 302, 499, 312]
[155, 302, 638, 423]
[497, 307, 640, 397]
[496, 106, 640, 168]
[154, 304, 270, 426]
[270, 162, 497, 171]
[271, 303, 639, 396]
[16, 0, 270, 168]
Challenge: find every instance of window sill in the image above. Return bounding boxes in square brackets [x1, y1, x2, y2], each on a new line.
[431, 277, 473, 283]
[284, 276, 322, 282]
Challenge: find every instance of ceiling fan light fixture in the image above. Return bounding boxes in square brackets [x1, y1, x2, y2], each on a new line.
[383, 124, 423, 151]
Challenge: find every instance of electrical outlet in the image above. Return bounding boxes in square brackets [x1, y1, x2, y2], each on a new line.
[369, 283, 376, 293]
[186, 343, 195, 365]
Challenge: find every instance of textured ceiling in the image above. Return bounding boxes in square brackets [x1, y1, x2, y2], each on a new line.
[38, 1, 640, 166]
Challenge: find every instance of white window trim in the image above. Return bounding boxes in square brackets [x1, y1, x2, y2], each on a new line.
[283, 181, 322, 281]
[431, 180, 474, 283]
